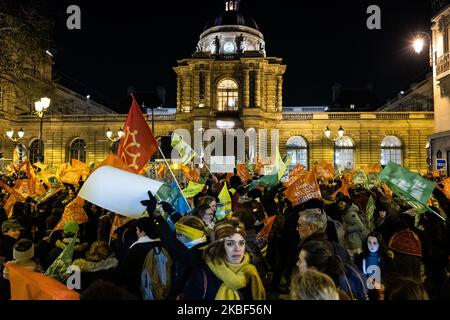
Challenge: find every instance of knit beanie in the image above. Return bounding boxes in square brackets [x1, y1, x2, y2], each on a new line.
[13, 239, 35, 262]
[388, 228, 422, 257]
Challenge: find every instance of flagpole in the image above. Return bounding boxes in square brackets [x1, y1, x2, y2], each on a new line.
[157, 145, 191, 211]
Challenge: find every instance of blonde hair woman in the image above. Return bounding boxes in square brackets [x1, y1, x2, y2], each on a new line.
[290, 269, 339, 300]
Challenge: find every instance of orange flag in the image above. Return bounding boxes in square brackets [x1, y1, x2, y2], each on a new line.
[109, 214, 131, 240]
[331, 179, 350, 200]
[283, 163, 306, 187]
[283, 171, 322, 206]
[91, 154, 135, 174]
[71, 159, 90, 181]
[157, 163, 166, 179]
[441, 177, 450, 201]
[183, 165, 200, 182]
[118, 94, 158, 173]
[54, 197, 88, 230]
[256, 215, 277, 240]
[236, 164, 251, 185]
[314, 161, 334, 180]
[7, 264, 80, 300]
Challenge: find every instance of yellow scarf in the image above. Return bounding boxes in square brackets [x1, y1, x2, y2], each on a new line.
[175, 222, 205, 240]
[206, 253, 266, 300]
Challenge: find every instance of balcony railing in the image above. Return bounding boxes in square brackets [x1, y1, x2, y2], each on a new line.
[437, 52, 450, 76]
[16, 113, 176, 122]
[282, 112, 434, 121]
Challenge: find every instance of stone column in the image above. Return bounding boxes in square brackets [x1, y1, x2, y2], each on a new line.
[255, 70, 261, 108]
[277, 76, 283, 112]
[243, 69, 250, 108]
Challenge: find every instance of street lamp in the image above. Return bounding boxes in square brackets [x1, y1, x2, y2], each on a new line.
[412, 32, 434, 66]
[34, 97, 51, 162]
[6, 128, 24, 142]
[324, 125, 345, 141]
[106, 128, 124, 142]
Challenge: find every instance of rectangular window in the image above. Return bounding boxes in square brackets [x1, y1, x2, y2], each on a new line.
[199, 72, 205, 100]
[249, 71, 256, 107]
[0, 86, 3, 110]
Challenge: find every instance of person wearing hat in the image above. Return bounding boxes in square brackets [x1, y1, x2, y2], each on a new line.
[183, 218, 266, 300]
[72, 240, 119, 290]
[140, 191, 209, 299]
[45, 220, 88, 269]
[0, 219, 23, 262]
[3, 238, 42, 280]
[387, 228, 424, 282]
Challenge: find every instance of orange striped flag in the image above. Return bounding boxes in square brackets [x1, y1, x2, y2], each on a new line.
[7, 263, 79, 300]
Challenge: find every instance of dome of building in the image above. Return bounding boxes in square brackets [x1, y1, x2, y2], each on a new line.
[204, 10, 259, 31]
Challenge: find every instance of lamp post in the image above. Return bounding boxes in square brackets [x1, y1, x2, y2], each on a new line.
[34, 97, 51, 162]
[105, 128, 124, 142]
[324, 125, 345, 141]
[413, 32, 434, 66]
[6, 128, 25, 142]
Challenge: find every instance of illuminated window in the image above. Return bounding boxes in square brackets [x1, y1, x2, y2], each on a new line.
[380, 136, 402, 166]
[217, 79, 239, 111]
[29, 139, 44, 163]
[334, 136, 354, 170]
[68, 138, 86, 162]
[286, 136, 308, 169]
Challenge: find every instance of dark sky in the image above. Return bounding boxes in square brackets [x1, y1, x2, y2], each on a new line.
[38, 0, 432, 112]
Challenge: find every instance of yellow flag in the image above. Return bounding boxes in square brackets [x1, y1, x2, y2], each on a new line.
[216, 182, 233, 221]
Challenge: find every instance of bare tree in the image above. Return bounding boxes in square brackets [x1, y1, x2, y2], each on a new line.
[0, 0, 54, 108]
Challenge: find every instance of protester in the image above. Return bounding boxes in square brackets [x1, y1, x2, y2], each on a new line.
[183, 218, 266, 300]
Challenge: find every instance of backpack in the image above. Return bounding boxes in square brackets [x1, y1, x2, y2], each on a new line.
[140, 245, 172, 300]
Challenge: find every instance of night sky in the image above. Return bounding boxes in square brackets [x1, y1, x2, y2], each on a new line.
[32, 0, 432, 112]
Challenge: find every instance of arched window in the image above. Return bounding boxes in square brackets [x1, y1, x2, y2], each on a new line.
[68, 138, 86, 162]
[334, 136, 354, 170]
[111, 140, 120, 155]
[286, 136, 308, 169]
[381, 136, 402, 165]
[29, 139, 44, 163]
[217, 79, 239, 111]
[14, 144, 27, 162]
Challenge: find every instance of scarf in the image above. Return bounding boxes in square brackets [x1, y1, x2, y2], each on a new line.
[184, 235, 207, 249]
[206, 253, 265, 300]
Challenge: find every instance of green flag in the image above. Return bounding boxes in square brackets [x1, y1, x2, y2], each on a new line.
[249, 174, 279, 191]
[379, 162, 435, 207]
[45, 236, 77, 283]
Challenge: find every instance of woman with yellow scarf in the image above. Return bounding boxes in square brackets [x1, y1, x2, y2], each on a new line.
[182, 218, 266, 300]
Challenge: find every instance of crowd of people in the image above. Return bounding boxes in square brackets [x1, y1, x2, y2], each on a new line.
[0, 164, 450, 301]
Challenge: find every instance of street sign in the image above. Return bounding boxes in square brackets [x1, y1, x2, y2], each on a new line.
[437, 159, 446, 170]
